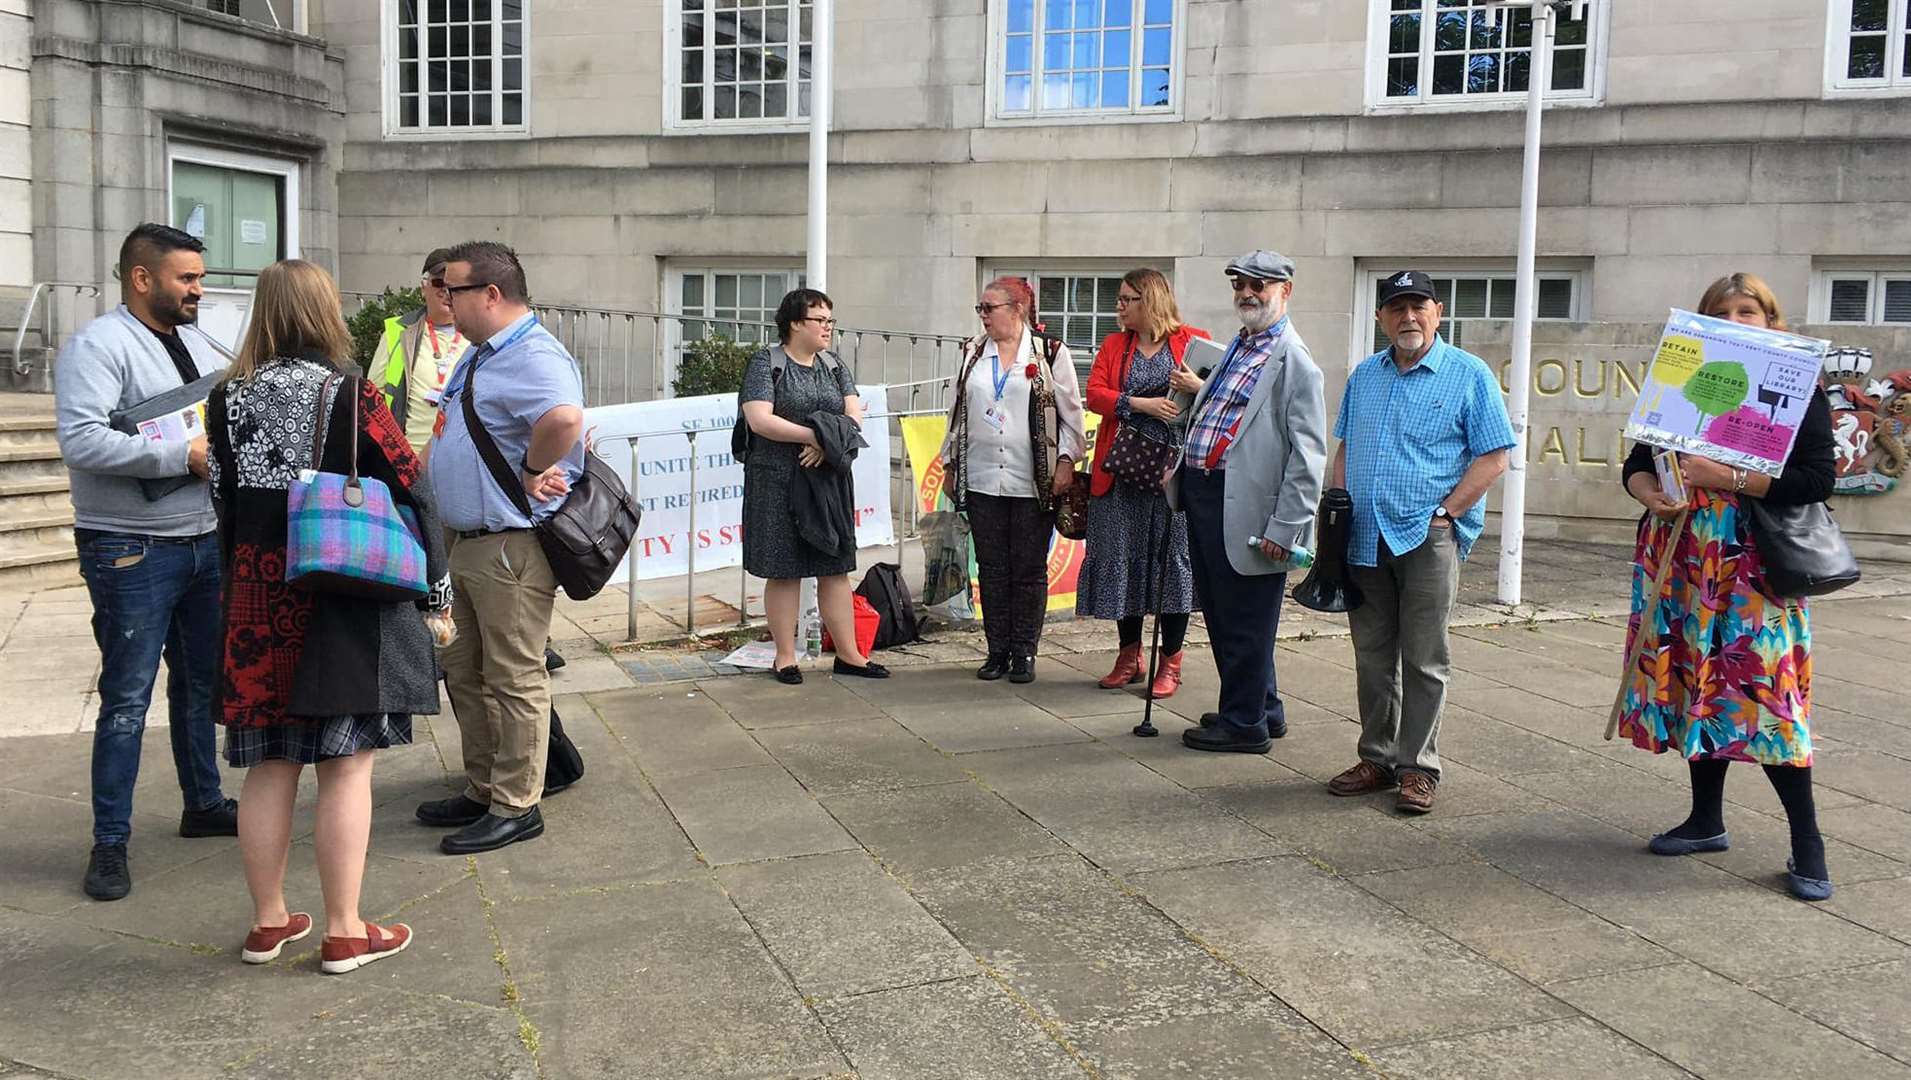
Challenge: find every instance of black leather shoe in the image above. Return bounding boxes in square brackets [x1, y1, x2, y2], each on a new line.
[832, 657, 891, 679]
[1199, 712, 1286, 739]
[179, 797, 239, 838]
[774, 665, 804, 685]
[84, 842, 131, 901]
[1181, 725, 1272, 754]
[977, 653, 1010, 681]
[441, 808, 545, 855]
[1008, 655, 1036, 684]
[416, 794, 489, 828]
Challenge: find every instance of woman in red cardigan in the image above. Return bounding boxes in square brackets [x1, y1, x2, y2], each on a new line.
[1075, 268, 1209, 697]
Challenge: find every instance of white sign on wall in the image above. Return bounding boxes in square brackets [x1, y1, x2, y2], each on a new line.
[582, 385, 895, 582]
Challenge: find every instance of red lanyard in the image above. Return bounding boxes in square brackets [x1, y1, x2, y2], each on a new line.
[427, 324, 461, 360]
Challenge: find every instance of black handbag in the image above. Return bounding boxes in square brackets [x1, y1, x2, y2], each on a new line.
[462, 357, 642, 602]
[1102, 423, 1178, 494]
[544, 704, 584, 796]
[1744, 497, 1860, 599]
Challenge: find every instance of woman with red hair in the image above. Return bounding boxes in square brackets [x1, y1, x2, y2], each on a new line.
[939, 277, 1086, 683]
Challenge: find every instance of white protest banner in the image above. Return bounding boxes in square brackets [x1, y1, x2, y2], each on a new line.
[1625, 309, 1830, 478]
[583, 386, 894, 582]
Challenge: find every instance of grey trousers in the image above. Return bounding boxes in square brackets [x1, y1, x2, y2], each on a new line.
[1347, 527, 1460, 783]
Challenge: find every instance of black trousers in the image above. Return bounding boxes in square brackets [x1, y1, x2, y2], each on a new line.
[967, 491, 1055, 656]
[1182, 467, 1286, 738]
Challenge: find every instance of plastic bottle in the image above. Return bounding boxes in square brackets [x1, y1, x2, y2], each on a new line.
[1246, 537, 1315, 573]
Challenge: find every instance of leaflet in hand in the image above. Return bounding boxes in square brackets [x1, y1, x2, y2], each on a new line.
[1653, 448, 1687, 505]
[135, 399, 208, 443]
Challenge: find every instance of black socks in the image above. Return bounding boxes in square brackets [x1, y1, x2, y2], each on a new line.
[1666, 758, 1730, 840]
[1764, 764, 1828, 881]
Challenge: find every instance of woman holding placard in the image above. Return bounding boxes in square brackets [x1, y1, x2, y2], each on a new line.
[1617, 273, 1839, 901]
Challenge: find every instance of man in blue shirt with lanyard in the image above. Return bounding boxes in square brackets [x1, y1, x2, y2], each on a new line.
[415, 241, 585, 855]
[1326, 270, 1515, 814]
[1172, 251, 1327, 755]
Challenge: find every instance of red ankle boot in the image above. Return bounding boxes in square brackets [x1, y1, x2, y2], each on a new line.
[1099, 643, 1144, 688]
[1149, 650, 1184, 699]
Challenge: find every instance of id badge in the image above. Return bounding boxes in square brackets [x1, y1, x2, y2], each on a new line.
[423, 386, 444, 406]
[981, 405, 1008, 433]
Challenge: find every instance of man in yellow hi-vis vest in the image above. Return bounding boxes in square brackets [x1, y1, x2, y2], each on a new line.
[372, 248, 472, 456]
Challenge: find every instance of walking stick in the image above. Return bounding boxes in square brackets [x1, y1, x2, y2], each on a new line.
[1605, 508, 1690, 741]
[1133, 495, 1171, 738]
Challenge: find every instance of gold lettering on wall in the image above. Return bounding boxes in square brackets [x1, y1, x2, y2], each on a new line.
[1539, 427, 1568, 463]
[1574, 359, 1606, 398]
[1524, 426, 1627, 470]
[1535, 359, 1568, 396]
[1496, 358, 1650, 400]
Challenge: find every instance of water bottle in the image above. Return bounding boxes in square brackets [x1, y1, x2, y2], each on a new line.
[802, 605, 822, 659]
[1246, 536, 1314, 573]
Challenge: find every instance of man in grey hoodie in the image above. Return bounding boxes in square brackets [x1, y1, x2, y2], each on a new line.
[54, 223, 238, 902]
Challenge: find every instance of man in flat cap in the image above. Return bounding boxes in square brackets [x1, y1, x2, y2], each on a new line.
[1171, 251, 1327, 754]
[1326, 270, 1515, 812]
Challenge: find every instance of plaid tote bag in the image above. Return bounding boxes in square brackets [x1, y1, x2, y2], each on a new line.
[286, 373, 428, 602]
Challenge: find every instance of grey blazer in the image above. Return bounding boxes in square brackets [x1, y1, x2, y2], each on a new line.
[1168, 324, 1329, 576]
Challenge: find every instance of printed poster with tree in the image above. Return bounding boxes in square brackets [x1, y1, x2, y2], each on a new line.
[1625, 309, 1831, 478]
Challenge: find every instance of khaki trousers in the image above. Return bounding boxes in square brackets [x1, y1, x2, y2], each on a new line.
[1347, 527, 1460, 783]
[442, 529, 556, 817]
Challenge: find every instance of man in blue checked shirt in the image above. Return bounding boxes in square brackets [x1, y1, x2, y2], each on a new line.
[1325, 270, 1515, 814]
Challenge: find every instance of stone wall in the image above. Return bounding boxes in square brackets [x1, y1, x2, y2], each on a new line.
[0, 0, 30, 287]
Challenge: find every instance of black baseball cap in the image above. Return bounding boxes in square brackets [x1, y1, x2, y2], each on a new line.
[1376, 270, 1438, 306]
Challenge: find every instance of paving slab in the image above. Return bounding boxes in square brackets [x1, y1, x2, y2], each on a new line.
[814, 976, 1085, 1080]
[1132, 855, 1573, 1048]
[1762, 958, 1911, 1066]
[753, 715, 969, 796]
[0, 787, 230, 916]
[715, 850, 974, 998]
[1815, 706, 1911, 756]
[651, 763, 856, 865]
[588, 685, 775, 778]
[821, 782, 1070, 878]
[1368, 1015, 1689, 1080]
[1061, 708, 1309, 790]
[499, 879, 846, 1079]
[1201, 779, 1479, 876]
[1551, 962, 1911, 1079]
[236, 989, 536, 1080]
[1810, 676, 1911, 724]
[694, 671, 887, 728]
[1824, 875, 1911, 945]
[1436, 706, 1611, 778]
[1813, 744, 1911, 813]
[887, 698, 1095, 755]
[1064, 991, 1379, 1080]
[330, 871, 510, 1006]
[959, 741, 1288, 875]
[1355, 862, 1676, 985]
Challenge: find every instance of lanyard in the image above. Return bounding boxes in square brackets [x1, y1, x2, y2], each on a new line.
[443, 316, 535, 401]
[426, 323, 461, 361]
[988, 352, 1014, 402]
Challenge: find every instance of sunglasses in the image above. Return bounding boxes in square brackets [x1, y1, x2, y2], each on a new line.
[1230, 277, 1277, 293]
[974, 301, 1013, 315]
[428, 277, 490, 295]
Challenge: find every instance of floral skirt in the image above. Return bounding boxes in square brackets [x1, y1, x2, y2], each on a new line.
[1617, 489, 1812, 767]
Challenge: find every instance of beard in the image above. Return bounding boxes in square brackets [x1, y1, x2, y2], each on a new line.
[1238, 299, 1279, 334]
[153, 292, 199, 327]
[1391, 327, 1426, 352]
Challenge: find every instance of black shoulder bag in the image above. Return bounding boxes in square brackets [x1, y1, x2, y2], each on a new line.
[461, 358, 642, 602]
[1744, 498, 1860, 599]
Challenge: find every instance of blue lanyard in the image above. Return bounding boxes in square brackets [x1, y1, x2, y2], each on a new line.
[988, 352, 1014, 402]
[444, 316, 537, 401]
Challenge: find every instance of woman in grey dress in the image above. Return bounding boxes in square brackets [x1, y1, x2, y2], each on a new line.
[740, 289, 890, 685]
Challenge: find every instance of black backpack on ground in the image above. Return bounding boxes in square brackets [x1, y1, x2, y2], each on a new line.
[855, 562, 921, 650]
[544, 704, 584, 796]
[731, 346, 844, 464]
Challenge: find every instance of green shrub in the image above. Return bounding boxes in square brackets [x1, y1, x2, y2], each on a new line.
[345, 286, 423, 377]
[672, 333, 759, 398]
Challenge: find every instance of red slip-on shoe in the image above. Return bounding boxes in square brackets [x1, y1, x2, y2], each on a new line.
[241, 913, 313, 964]
[319, 921, 413, 975]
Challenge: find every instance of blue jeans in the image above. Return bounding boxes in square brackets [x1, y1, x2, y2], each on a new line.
[76, 529, 227, 845]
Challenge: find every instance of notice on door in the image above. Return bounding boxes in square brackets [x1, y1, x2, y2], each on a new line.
[239, 219, 269, 245]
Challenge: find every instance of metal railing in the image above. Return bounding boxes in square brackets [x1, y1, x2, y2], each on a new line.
[11, 282, 104, 382]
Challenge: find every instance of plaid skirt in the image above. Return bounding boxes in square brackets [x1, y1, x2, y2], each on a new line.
[224, 713, 413, 767]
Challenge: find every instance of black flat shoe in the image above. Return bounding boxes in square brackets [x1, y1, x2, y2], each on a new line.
[775, 666, 804, 685]
[1181, 725, 1272, 754]
[977, 653, 1010, 681]
[1008, 655, 1036, 684]
[832, 658, 890, 679]
[1199, 712, 1286, 739]
[179, 797, 239, 838]
[416, 793, 489, 828]
[441, 808, 545, 855]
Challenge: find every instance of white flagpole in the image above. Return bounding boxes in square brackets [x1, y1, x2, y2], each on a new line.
[800, 0, 832, 655]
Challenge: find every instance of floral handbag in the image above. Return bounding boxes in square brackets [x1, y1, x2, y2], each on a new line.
[285, 373, 429, 602]
[1101, 422, 1179, 495]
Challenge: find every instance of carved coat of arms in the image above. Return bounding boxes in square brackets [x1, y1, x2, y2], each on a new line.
[1821, 346, 1910, 495]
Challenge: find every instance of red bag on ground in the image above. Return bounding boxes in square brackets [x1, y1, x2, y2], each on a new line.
[821, 593, 881, 657]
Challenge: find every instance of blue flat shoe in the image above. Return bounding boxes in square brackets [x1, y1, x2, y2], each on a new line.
[1648, 831, 1730, 855]
[1786, 859, 1833, 901]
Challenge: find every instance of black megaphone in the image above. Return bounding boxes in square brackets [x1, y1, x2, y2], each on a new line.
[1294, 488, 1363, 613]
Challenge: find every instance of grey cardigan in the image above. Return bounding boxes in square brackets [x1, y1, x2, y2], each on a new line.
[54, 306, 227, 536]
[1168, 324, 1330, 576]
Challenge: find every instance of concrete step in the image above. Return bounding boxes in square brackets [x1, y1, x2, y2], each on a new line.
[0, 546, 82, 593]
[0, 507, 74, 534]
[0, 440, 61, 462]
[0, 477, 71, 498]
[0, 524, 75, 558]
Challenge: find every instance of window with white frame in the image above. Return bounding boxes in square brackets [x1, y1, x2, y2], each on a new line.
[198, 0, 303, 29]
[1372, 0, 1601, 108]
[992, 0, 1181, 121]
[1363, 269, 1580, 353]
[1816, 270, 1911, 324]
[673, 266, 806, 347]
[668, 0, 813, 128]
[987, 266, 1142, 381]
[387, 0, 527, 134]
[1829, 0, 1911, 91]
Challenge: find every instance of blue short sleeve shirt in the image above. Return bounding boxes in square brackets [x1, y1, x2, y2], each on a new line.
[1333, 336, 1516, 566]
[429, 312, 586, 532]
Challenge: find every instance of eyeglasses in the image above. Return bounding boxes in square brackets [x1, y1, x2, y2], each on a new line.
[1114, 294, 1142, 307]
[801, 316, 837, 328]
[428, 277, 490, 296]
[974, 302, 1012, 315]
[1230, 277, 1276, 293]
